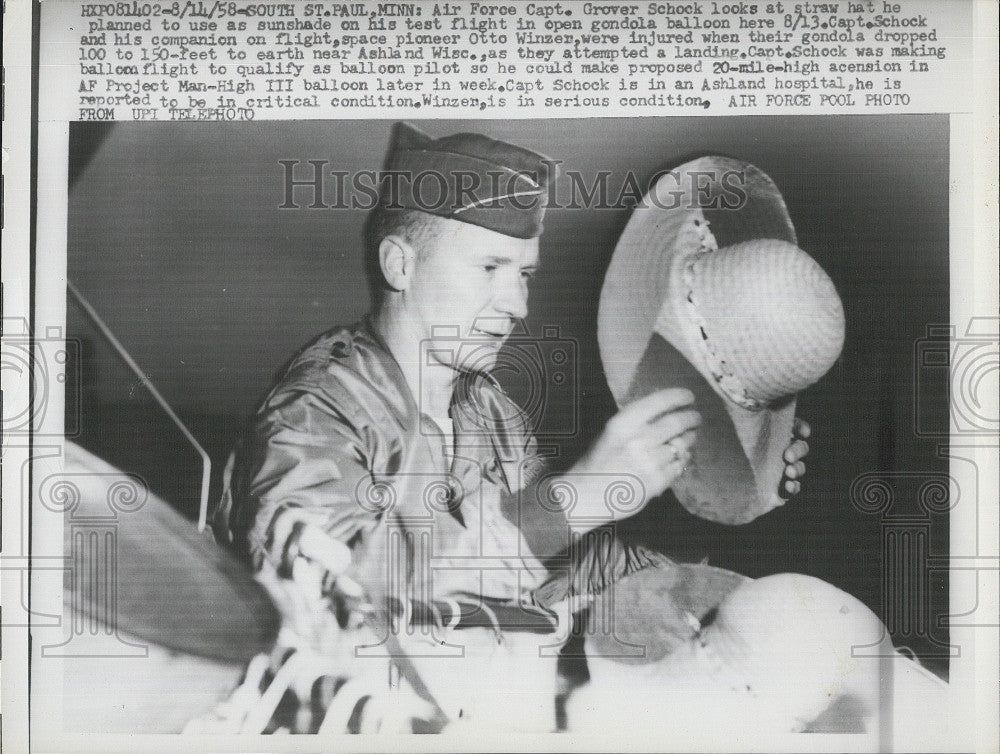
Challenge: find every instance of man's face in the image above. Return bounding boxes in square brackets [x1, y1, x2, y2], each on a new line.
[406, 220, 539, 374]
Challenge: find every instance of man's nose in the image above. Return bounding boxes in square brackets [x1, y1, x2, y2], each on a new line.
[493, 270, 529, 320]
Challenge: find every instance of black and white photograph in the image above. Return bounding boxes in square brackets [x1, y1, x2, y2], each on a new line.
[36, 115, 961, 746]
[2, 2, 997, 751]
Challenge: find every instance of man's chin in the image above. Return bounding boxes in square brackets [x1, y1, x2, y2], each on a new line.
[454, 343, 504, 374]
[457, 357, 501, 376]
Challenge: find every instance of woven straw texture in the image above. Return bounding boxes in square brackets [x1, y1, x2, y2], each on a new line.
[686, 238, 845, 406]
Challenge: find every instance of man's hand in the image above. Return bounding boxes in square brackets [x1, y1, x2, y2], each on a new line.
[290, 523, 369, 621]
[568, 388, 701, 522]
[260, 511, 369, 645]
[779, 417, 810, 498]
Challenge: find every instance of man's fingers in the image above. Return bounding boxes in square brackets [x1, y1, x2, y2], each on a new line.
[610, 388, 696, 436]
[643, 452, 690, 499]
[645, 429, 695, 471]
[641, 411, 701, 447]
[785, 460, 806, 480]
[291, 556, 325, 603]
[332, 574, 365, 600]
[298, 523, 352, 575]
[793, 417, 812, 440]
[661, 438, 693, 471]
[782, 479, 801, 497]
[784, 439, 809, 463]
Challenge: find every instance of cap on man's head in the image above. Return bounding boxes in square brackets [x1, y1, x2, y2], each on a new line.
[381, 122, 555, 239]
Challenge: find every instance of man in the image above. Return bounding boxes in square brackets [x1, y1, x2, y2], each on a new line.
[215, 123, 812, 732]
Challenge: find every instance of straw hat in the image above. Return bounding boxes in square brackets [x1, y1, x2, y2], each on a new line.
[598, 156, 845, 524]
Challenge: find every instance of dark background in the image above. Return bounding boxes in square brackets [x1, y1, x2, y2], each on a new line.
[66, 116, 951, 672]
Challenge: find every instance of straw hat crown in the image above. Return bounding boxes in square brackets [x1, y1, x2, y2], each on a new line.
[681, 238, 845, 408]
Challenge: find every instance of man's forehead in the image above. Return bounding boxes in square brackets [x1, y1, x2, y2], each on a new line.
[472, 241, 540, 268]
[435, 220, 540, 265]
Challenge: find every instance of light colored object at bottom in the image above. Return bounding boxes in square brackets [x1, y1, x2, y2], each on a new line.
[181, 626, 560, 734]
[398, 626, 561, 733]
[176, 602, 947, 739]
[60, 643, 244, 734]
[566, 652, 949, 747]
[569, 573, 949, 741]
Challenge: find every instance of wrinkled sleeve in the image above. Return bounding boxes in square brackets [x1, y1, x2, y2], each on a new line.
[231, 386, 378, 573]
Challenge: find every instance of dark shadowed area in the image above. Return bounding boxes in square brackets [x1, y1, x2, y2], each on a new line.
[66, 116, 951, 673]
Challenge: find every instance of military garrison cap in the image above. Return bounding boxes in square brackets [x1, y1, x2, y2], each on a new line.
[381, 122, 555, 239]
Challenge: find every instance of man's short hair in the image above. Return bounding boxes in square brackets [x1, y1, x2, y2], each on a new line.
[363, 208, 447, 303]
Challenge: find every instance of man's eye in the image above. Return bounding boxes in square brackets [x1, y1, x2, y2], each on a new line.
[483, 265, 497, 273]
[521, 270, 535, 280]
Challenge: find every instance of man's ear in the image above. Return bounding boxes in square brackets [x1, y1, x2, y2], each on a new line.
[379, 234, 415, 291]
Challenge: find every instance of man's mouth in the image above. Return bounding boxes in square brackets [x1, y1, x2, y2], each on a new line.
[472, 328, 509, 342]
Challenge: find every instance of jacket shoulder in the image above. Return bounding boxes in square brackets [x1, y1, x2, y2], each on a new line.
[261, 323, 409, 427]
